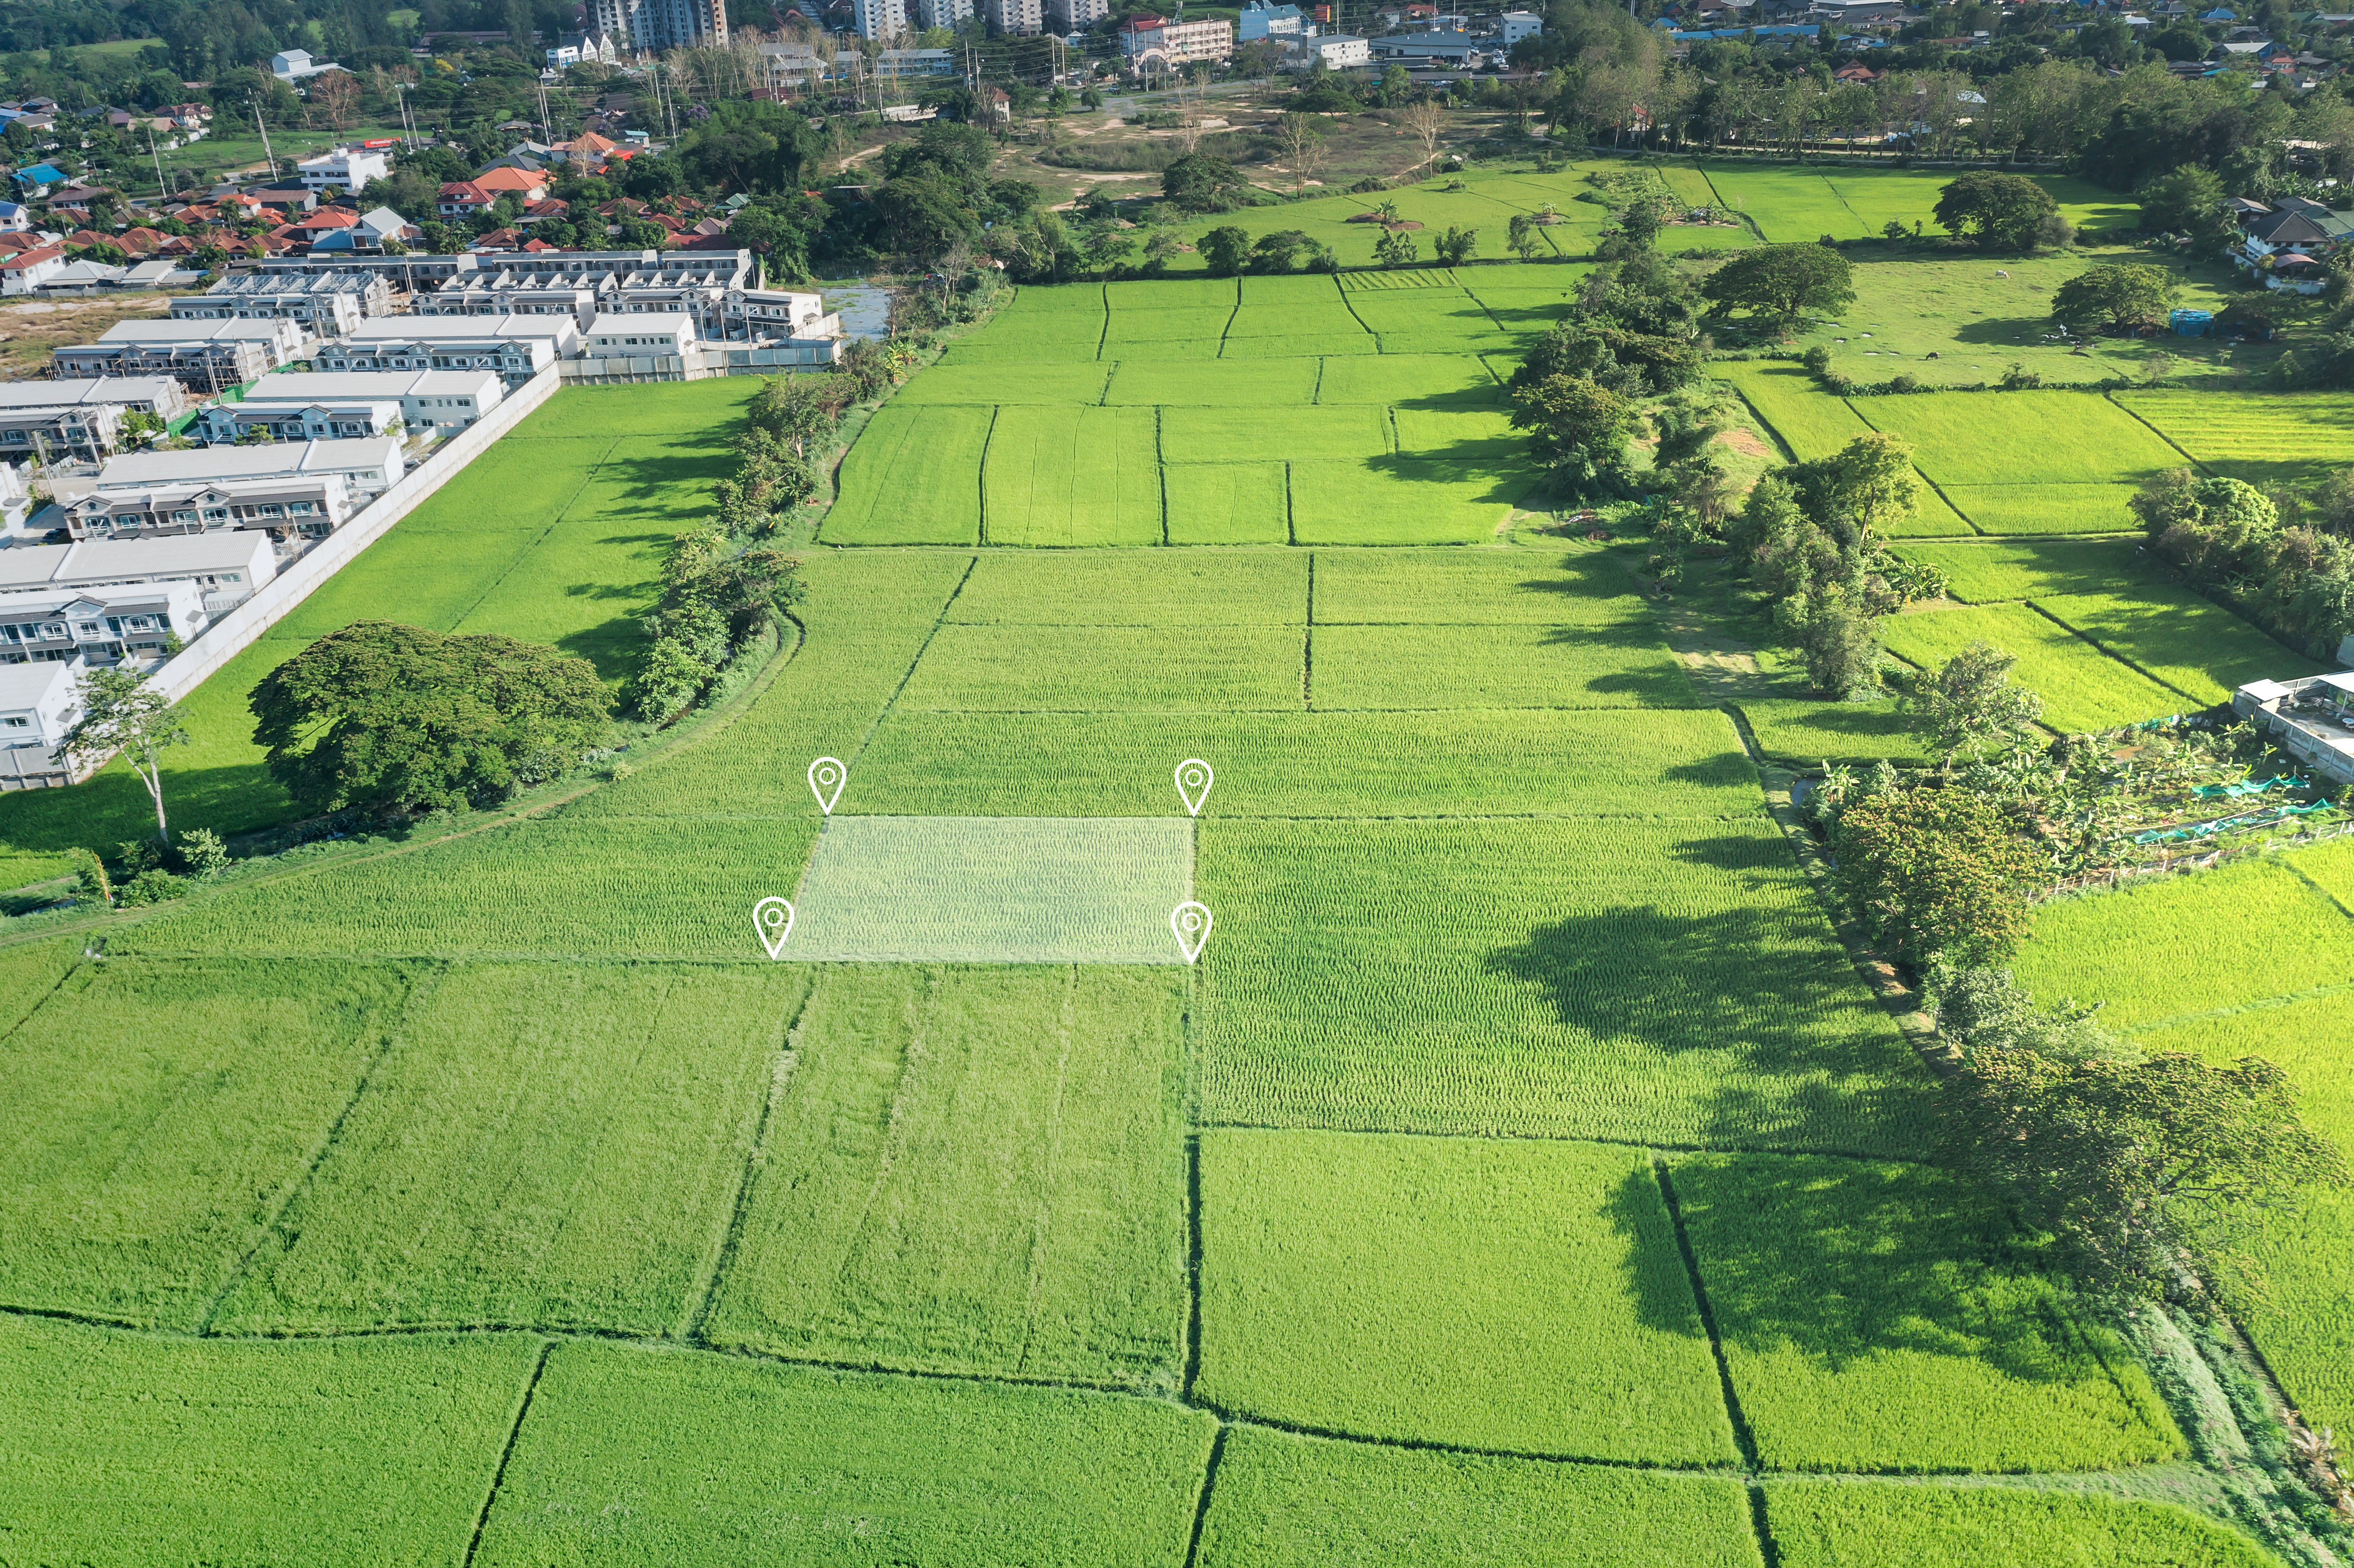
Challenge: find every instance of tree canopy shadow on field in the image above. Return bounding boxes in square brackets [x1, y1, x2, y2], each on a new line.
[1483, 877, 1931, 1154]
[1949, 314, 2077, 350]
[1630, 1154, 2100, 1386]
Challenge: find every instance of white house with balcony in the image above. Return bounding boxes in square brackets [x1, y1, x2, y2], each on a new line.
[295, 143, 392, 196]
[60, 473, 353, 543]
[0, 579, 205, 668]
[225, 367, 505, 436]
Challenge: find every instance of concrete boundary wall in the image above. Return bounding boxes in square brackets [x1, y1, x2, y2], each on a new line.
[151, 364, 563, 705]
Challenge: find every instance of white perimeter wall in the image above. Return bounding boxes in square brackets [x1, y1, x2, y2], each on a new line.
[151, 364, 562, 705]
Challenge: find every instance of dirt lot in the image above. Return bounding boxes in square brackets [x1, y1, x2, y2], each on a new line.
[0, 293, 187, 381]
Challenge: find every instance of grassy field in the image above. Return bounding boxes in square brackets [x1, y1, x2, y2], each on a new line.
[6, 243, 2340, 1562]
[1196, 1130, 1736, 1462]
[0, 382, 751, 887]
[1877, 603, 2195, 733]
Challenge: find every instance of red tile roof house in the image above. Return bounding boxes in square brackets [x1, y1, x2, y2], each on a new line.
[0, 243, 66, 293]
[470, 166, 550, 201]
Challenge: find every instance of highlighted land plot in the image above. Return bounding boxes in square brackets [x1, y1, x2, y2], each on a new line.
[785, 816, 1196, 963]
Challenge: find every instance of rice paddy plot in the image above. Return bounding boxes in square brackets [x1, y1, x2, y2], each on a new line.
[892, 360, 1112, 405]
[1673, 1152, 2182, 1474]
[1894, 536, 2160, 604]
[2296, 835, 2354, 910]
[1737, 697, 1931, 766]
[513, 377, 756, 438]
[2011, 856, 2354, 1031]
[1165, 460, 1292, 542]
[940, 331, 1102, 365]
[1392, 406, 1523, 459]
[982, 404, 1165, 546]
[898, 622, 1305, 711]
[702, 966, 1188, 1387]
[1197, 1129, 1737, 1462]
[1336, 266, 1462, 290]
[0, 934, 84, 1034]
[2113, 387, 2354, 489]
[1196, 815, 1928, 1153]
[1161, 402, 1391, 464]
[1698, 164, 1869, 242]
[821, 402, 990, 545]
[1876, 603, 2188, 734]
[1713, 362, 1876, 460]
[0, 1315, 539, 1568]
[0, 956, 411, 1328]
[1221, 331, 1377, 359]
[1288, 457, 1535, 545]
[1313, 545, 1646, 623]
[1314, 622, 1696, 709]
[1763, 1480, 2274, 1568]
[1196, 1428, 1765, 1568]
[785, 816, 1194, 964]
[473, 1342, 1217, 1567]
[950, 548, 1306, 625]
[1101, 307, 1239, 352]
[209, 963, 804, 1336]
[1223, 304, 1368, 339]
[1853, 390, 2186, 489]
[2035, 585, 2320, 705]
[1107, 276, 1237, 312]
[1467, 286, 1585, 338]
[1314, 351, 1501, 408]
[1104, 356, 1322, 406]
[116, 816, 822, 961]
[1006, 281, 1110, 314]
[1376, 328, 1523, 357]
[1941, 482, 2145, 536]
[2133, 990, 2354, 1439]
[849, 706, 1760, 818]
[1239, 274, 1348, 305]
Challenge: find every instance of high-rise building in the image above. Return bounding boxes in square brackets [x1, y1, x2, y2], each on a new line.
[587, 0, 728, 51]
[1045, 0, 1107, 29]
[918, 0, 975, 28]
[984, 0, 1044, 33]
[852, 0, 912, 37]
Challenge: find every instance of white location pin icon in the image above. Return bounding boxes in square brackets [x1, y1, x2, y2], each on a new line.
[753, 896, 795, 960]
[1170, 901, 1212, 965]
[1174, 758, 1213, 817]
[808, 756, 846, 815]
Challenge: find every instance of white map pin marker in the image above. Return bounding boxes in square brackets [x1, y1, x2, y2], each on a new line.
[1171, 901, 1212, 964]
[808, 756, 846, 815]
[753, 896, 796, 960]
[1174, 758, 1213, 817]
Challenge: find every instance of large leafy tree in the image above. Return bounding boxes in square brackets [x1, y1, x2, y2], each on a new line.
[1908, 642, 2045, 766]
[1943, 1047, 2345, 1304]
[54, 665, 189, 843]
[1507, 374, 1635, 498]
[249, 623, 613, 816]
[1162, 153, 1248, 214]
[2052, 264, 2179, 333]
[2136, 163, 2226, 236]
[1934, 171, 2061, 250]
[1699, 243, 1856, 327]
[1829, 784, 2040, 965]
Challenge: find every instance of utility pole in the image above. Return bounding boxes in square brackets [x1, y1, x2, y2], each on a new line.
[253, 104, 277, 184]
[146, 123, 166, 202]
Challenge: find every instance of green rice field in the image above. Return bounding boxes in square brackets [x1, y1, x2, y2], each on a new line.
[3, 225, 2345, 1564]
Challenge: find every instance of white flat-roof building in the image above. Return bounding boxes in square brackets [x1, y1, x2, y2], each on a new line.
[61, 473, 352, 544]
[313, 314, 578, 383]
[62, 437, 405, 506]
[228, 367, 506, 435]
[0, 530, 278, 597]
[295, 143, 392, 196]
[0, 656, 84, 789]
[0, 377, 190, 417]
[581, 313, 697, 355]
[0, 378, 190, 464]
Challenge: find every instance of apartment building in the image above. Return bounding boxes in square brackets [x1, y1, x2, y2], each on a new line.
[61, 473, 353, 543]
[0, 579, 205, 666]
[218, 367, 506, 437]
[852, 0, 912, 38]
[63, 438, 406, 507]
[589, 0, 728, 49]
[986, 0, 1046, 34]
[1046, 0, 1110, 29]
[53, 317, 309, 389]
[0, 377, 190, 463]
[170, 269, 395, 333]
[0, 530, 279, 598]
[1120, 14, 1235, 64]
[314, 320, 568, 385]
